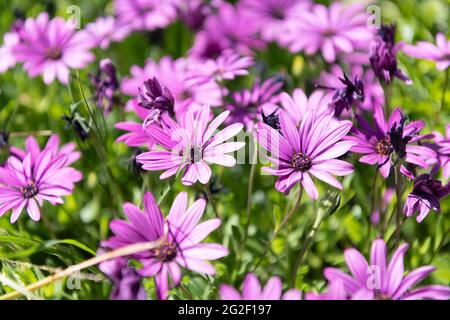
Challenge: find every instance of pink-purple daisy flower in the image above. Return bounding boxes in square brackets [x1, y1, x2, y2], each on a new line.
[403, 33, 450, 71]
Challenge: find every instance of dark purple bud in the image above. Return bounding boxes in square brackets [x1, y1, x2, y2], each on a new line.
[262, 111, 280, 131]
[0, 130, 9, 149]
[328, 73, 365, 117]
[90, 59, 120, 113]
[138, 77, 175, 116]
[389, 113, 410, 159]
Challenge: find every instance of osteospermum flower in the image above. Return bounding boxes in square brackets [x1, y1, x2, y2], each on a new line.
[403, 174, 450, 223]
[136, 105, 245, 186]
[256, 110, 354, 198]
[347, 105, 436, 179]
[0, 31, 20, 73]
[12, 12, 94, 85]
[84, 16, 131, 50]
[403, 33, 450, 71]
[284, 2, 372, 63]
[114, 0, 177, 32]
[0, 136, 82, 223]
[102, 192, 228, 299]
[115, 102, 155, 148]
[220, 273, 301, 300]
[433, 125, 450, 179]
[319, 239, 450, 300]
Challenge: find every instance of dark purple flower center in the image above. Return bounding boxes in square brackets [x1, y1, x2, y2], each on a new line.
[375, 137, 392, 156]
[190, 146, 203, 163]
[291, 152, 312, 172]
[270, 7, 285, 20]
[45, 47, 62, 60]
[153, 242, 178, 262]
[322, 28, 336, 37]
[21, 181, 38, 198]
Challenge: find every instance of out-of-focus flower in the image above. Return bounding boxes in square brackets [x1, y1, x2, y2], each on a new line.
[115, 102, 155, 148]
[83, 16, 131, 50]
[137, 105, 245, 186]
[240, 0, 310, 45]
[369, 24, 411, 85]
[12, 12, 94, 85]
[432, 125, 450, 179]
[403, 174, 449, 223]
[0, 135, 82, 223]
[403, 33, 450, 71]
[226, 77, 284, 128]
[190, 2, 265, 59]
[90, 59, 120, 113]
[318, 64, 384, 112]
[121, 56, 222, 115]
[312, 239, 450, 300]
[102, 191, 228, 299]
[284, 2, 372, 63]
[99, 256, 146, 300]
[0, 32, 20, 73]
[347, 105, 436, 179]
[173, 0, 209, 31]
[220, 273, 301, 300]
[255, 110, 354, 198]
[370, 187, 394, 225]
[114, 0, 177, 32]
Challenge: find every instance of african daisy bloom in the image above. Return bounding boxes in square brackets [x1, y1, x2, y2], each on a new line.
[284, 2, 372, 63]
[136, 105, 245, 186]
[346, 105, 436, 179]
[84, 16, 131, 50]
[403, 174, 450, 223]
[12, 12, 94, 85]
[433, 124, 450, 179]
[220, 273, 301, 300]
[321, 239, 450, 300]
[0, 31, 19, 73]
[0, 136, 82, 223]
[102, 191, 228, 300]
[403, 33, 450, 71]
[256, 110, 354, 199]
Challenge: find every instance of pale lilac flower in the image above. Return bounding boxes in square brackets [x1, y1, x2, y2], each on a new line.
[220, 273, 301, 300]
[13, 12, 94, 85]
[319, 239, 450, 300]
[0, 136, 82, 223]
[403, 174, 449, 223]
[98, 256, 146, 300]
[256, 110, 354, 199]
[347, 105, 436, 179]
[432, 125, 450, 179]
[84, 16, 131, 50]
[114, 0, 177, 32]
[403, 33, 450, 71]
[0, 32, 20, 73]
[240, 0, 310, 44]
[102, 191, 228, 299]
[137, 105, 245, 186]
[370, 187, 394, 226]
[285, 2, 372, 63]
[121, 56, 222, 115]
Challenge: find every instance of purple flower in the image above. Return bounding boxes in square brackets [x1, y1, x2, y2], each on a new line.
[12, 12, 95, 85]
[102, 191, 228, 300]
[137, 105, 245, 186]
[285, 2, 372, 63]
[315, 239, 450, 300]
[0, 135, 82, 223]
[403, 174, 450, 223]
[403, 33, 450, 71]
[114, 0, 177, 32]
[0, 31, 20, 73]
[433, 125, 450, 179]
[90, 59, 120, 113]
[84, 16, 131, 50]
[255, 110, 354, 199]
[138, 77, 175, 118]
[369, 24, 412, 85]
[240, 0, 310, 45]
[173, 0, 209, 31]
[347, 105, 436, 179]
[220, 273, 301, 300]
[99, 256, 146, 300]
[115, 102, 155, 148]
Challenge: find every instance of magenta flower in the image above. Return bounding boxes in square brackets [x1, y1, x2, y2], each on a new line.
[433, 125, 450, 179]
[220, 273, 301, 300]
[318, 239, 450, 300]
[240, 0, 310, 44]
[84, 16, 131, 50]
[347, 105, 436, 179]
[102, 191, 228, 300]
[0, 31, 19, 73]
[403, 174, 450, 223]
[136, 105, 245, 186]
[256, 110, 354, 199]
[0, 135, 82, 223]
[12, 12, 94, 85]
[285, 2, 372, 63]
[114, 0, 177, 32]
[403, 33, 450, 71]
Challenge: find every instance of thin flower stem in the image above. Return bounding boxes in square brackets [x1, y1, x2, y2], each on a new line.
[242, 138, 258, 250]
[203, 184, 220, 220]
[437, 68, 449, 124]
[253, 187, 303, 271]
[383, 83, 392, 116]
[0, 239, 163, 300]
[394, 164, 403, 245]
[290, 204, 326, 287]
[368, 169, 378, 248]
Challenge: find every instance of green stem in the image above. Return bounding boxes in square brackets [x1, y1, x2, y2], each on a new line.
[429, 226, 450, 263]
[203, 184, 220, 220]
[368, 169, 378, 246]
[394, 164, 403, 244]
[436, 68, 449, 125]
